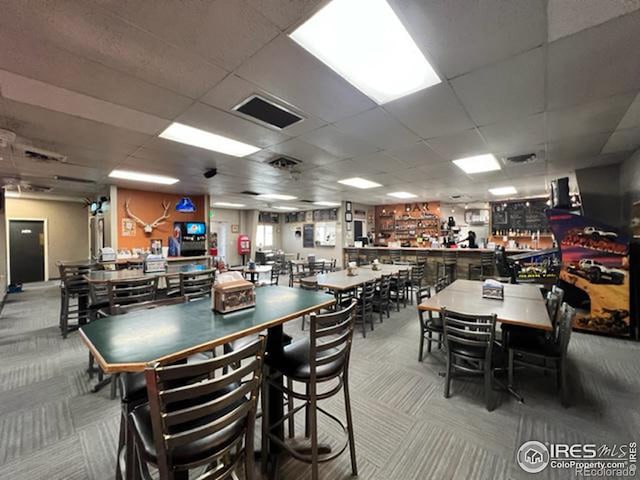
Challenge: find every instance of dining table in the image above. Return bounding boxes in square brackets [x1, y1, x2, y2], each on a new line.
[417, 279, 552, 331]
[80, 285, 335, 479]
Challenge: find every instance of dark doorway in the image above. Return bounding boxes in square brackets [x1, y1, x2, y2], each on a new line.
[354, 220, 363, 240]
[9, 220, 45, 284]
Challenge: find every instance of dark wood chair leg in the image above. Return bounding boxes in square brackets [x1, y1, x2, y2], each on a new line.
[444, 353, 452, 398]
[419, 328, 425, 362]
[287, 378, 295, 439]
[343, 375, 358, 477]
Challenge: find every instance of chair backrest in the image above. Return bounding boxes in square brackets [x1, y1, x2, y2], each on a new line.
[416, 286, 431, 304]
[389, 250, 402, 263]
[358, 281, 376, 314]
[443, 251, 457, 264]
[270, 264, 280, 284]
[397, 269, 410, 283]
[411, 264, 425, 282]
[309, 301, 357, 383]
[556, 302, 575, 350]
[331, 258, 337, 272]
[442, 308, 496, 361]
[128, 260, 144, 271]
[58, 262, 95, 292]
[435, 276, 449, 291]
[144, 337, 265, 476]
[545, 291, 562, 324]
[378, 274, 392, 298]
[107, 276, 158, 311]
[480, 251, 495, 266]
[180, 269, 215, 300]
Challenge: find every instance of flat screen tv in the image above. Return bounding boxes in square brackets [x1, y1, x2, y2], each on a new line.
[186, 222, 206, 235]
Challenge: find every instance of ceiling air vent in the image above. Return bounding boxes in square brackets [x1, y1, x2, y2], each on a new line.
[54, 175, 96, 184]
[449, 194, 471, 201]
[233, 95, 303, 130]
[241, 190, 260, 196]
[23, 146, 67, 163]
[505, 153, 538, 165]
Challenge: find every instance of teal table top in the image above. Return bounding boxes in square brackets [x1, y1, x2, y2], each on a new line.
[80, 286, 334, 373]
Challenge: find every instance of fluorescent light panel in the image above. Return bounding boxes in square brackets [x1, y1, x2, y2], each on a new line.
[387, 191, 417, 199]
[275, 206, 297, 211]
[159, 122, 260, 157]
[313, 201, 341, 206]
[109, 169, 179, 185]
[338, 177, 382, 189]
[489, 186, 518, 196]
[452, 154, 501, 174]
[213, 202, 246, 208]
[258, 194, 297, 200]
[290, 0, 440, 104]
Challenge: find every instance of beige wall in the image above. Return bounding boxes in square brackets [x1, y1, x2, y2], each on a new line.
[0, 200, 6, 300]
[6, 197, 89, 280]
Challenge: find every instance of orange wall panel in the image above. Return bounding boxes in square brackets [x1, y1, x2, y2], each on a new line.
[117, 188, 205, 250]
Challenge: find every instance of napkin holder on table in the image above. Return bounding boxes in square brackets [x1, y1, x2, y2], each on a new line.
[482, 279, 504, 300]
[213, 271, 255, 313]
[346, 261, 358, 276]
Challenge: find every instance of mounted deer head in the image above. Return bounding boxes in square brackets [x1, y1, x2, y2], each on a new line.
[124, 199, 171, 234]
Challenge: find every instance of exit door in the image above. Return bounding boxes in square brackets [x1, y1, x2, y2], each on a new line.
[9, 220, 45, 283]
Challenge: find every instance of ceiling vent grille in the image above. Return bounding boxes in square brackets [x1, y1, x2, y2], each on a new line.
[240, 190, 260, 196]
[54, 175, 96, 184]
[505, 153, 539, 165]
[22, 146, 67, 163]
[233, 95, 303, 129]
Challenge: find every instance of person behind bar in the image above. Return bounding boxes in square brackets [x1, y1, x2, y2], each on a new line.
[459, 230, 478, 248]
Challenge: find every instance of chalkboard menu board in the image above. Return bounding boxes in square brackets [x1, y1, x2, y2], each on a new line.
[284, 211, 306, 223]
[258, 212, 280, 223]
[491, 199, 549, 233]
[313, 208, 338, 221]
[303, 224, 314, 248]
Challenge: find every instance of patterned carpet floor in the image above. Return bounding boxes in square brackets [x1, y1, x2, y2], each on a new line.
[0, 281, 638, 480]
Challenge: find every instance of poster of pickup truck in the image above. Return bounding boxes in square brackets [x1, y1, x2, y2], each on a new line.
[546, 209, 630, 336]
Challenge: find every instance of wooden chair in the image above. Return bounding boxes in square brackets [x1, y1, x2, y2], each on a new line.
[437, 251, 458, 283]
[407, 264, 425, 305]
[372, 274, 392, 323]
[442, 309, 497, 411]
[508, 302, 575, 407]
[262, 302, 358, 480]
[389, 250, 402, 264]
[107, 277, 159, 315]
[128, 337, 265, 480]
[268, 263, 281, 286]
[58, 261, 96, 338]
[468, 251, 496, 280]
[300, 278, 319, 330]
[355, 281, 376, 338]
[288, 261, 306, 287]
[179, 269, 215, 301]
[417, 286, 444, 361]
[390, 269, 410, 311]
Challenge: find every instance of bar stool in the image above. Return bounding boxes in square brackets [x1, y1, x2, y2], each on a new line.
[389, 250, 402, 264]
[179, 268, 215, 300]
[407, 264, 425, 305]
[261, 301, 358, 480]
[58, 261, 96, 338]
[437, 250, 458, 283]
[468, 251, 496, 280]
[355, 280, 376, 337]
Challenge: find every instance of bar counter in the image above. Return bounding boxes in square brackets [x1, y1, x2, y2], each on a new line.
[343, 246, 532, 281]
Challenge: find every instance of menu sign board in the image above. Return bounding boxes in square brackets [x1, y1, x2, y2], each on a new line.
[491, 199, 549, 233]
[303, 224, 314, 248]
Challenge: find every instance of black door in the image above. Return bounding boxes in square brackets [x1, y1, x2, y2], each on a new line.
[354, 220, 363, 240]
[9, 220, 45, 283]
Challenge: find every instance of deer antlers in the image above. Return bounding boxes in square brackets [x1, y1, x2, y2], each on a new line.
[150, 201, 171, 229]
[124, 199, 171, 234]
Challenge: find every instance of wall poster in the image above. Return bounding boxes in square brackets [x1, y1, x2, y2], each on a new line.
[122, 218, 136, 237]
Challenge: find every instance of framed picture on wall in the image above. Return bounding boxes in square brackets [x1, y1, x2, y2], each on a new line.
[231, 224, 239, 233]
[345, 201, 352, 212]
[345, 212, 353, 222]
[346, 222, 352, 231]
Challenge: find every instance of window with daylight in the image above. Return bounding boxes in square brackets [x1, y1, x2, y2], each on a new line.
[256, 224, 273, 248]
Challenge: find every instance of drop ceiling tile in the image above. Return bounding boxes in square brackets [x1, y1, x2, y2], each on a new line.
[503, 161, 548, 179]
[246, 0, 324, 30]
[601, 127, 640, 154]
[418, 162, 470, 181]
[0, 24, 192, 120]
[267, 138, 340, 167]
[175, 102, 290, 149]
[325, 159, 384, 178]
[548, 0, 640, 42]
[99, 0, 278, 71]
[299, 125, 379, 159]
[384, 83, 474, 139]
[547, 132, 611, 163]
[547, 92, 635, 141]
[333, 108, 420, 150]
[350, 152, 411, 174]
[451, 47, 545, 126]
[617, 92, 640, 129]
[386, 142, 448, 167]
[200, 74, 326, 136]
[0, 0, 228, 98]
[388, 0, 546, 78]
[480, 113, 546, 155]
[425, 128, 489, 160]
[547, 10, 640, 110]
[235, 35, 375, 123]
